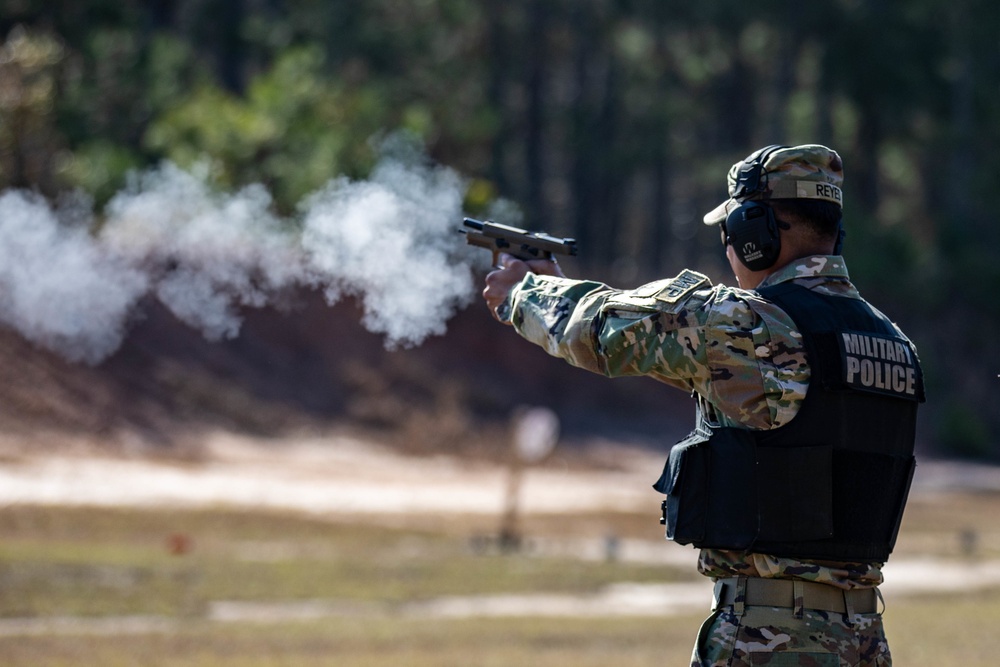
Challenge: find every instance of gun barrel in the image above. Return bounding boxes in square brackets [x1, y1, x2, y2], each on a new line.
[461, 217, 577, 259]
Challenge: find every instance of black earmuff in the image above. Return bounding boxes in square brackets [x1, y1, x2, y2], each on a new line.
[725, 200, 781, 271]
[725, 144, 787, 271]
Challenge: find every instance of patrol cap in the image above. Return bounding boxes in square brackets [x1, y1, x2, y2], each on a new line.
[703, 144, 844, 225]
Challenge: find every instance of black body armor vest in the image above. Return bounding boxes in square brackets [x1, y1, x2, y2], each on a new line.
[655, 282, 924, 562]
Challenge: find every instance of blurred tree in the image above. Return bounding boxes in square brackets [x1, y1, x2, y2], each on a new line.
[0, 26, 65, 194]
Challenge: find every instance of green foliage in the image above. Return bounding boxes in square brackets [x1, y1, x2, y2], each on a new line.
[57, 140, 141, 205]
[845, 210, 927, 305]
[145, 46, 389, 212]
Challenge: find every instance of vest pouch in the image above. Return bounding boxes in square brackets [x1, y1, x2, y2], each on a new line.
[653, 430, 709, 545]
[654, 427, 758, 549]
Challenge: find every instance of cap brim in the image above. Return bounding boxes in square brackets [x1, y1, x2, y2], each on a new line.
[703, 199, 735, 225]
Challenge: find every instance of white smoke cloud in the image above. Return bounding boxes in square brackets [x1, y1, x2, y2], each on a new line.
[302, 158, 474, 347]
[102, 163, 303, 340]
[0, 151, 484, 364]
[0, 191, 147, 364]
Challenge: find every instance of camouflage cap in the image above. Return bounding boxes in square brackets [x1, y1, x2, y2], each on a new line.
[703, 144, 844, 225]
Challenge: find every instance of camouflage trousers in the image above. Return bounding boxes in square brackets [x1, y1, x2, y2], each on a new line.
[689, 602, 891, 666]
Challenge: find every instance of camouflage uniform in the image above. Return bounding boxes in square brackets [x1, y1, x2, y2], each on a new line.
[691, 603, 890, 666]
[506, 255, 894, 666]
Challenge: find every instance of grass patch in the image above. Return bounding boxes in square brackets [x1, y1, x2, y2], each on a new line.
[0, 494, 999, 665]
[0, 616, 698, 667]
[0, 505, 691, 618]
[0, 595, 999, 666]
[887, 590, 1000, 665]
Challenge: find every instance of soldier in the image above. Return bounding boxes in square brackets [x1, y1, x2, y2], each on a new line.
[482, 144, 924, 666]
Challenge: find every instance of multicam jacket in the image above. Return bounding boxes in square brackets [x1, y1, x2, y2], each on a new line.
[507, 255, 883, 590]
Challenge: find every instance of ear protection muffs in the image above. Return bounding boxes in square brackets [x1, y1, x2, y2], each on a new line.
[725, 200, 781, 271]
[724, 144, 787, 271]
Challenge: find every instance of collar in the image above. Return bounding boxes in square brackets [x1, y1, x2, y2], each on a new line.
[756, 255, 850, 289]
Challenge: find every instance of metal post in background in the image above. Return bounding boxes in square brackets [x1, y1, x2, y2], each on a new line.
[498, 406, 560, 551]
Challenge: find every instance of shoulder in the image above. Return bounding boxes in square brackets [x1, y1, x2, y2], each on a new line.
[602, 269, 713, 311]
[600, 270, 807, 342]
[604, 270, 751, 319]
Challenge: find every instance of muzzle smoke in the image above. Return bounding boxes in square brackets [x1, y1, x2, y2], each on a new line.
[0, 150, 486, 364]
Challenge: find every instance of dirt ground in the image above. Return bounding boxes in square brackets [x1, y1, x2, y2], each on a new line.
[1, 429, 999, 623]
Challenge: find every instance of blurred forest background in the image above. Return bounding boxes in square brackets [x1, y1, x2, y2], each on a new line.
[0, 0, 997, 460]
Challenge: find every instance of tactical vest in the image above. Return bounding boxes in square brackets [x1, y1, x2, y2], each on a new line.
[655, 282, 924, 562]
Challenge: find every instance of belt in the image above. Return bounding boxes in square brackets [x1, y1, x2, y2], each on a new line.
[713, 576, 879, 615]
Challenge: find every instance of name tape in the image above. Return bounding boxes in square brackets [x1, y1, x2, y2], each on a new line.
[768, 180, 844, 206]
[796, 180, 843, 204]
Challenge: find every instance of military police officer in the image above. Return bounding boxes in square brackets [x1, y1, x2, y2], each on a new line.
[482, 145, 924, 666]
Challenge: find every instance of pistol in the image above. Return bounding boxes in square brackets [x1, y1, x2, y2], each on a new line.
[460, 217, 578, 267]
